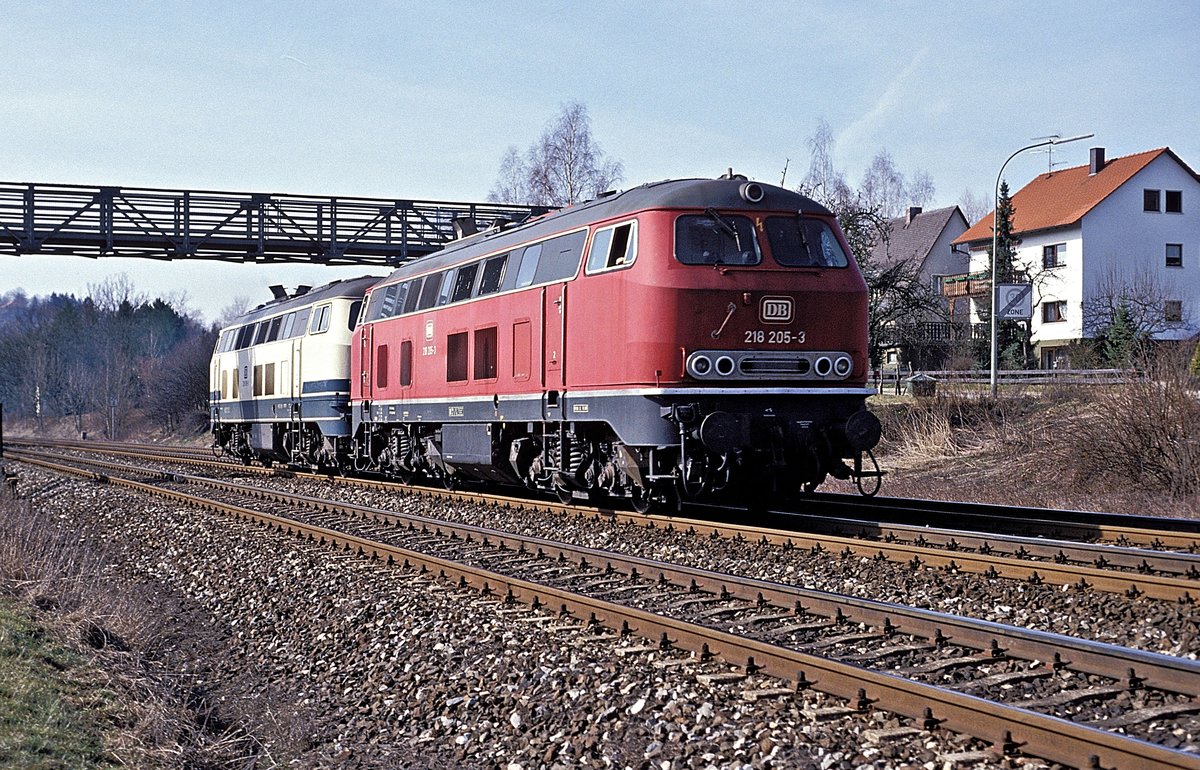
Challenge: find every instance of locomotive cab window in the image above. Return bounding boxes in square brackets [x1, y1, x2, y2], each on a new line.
[675, 213, 760, 265]
[347, 300, 363, 330]
[586, 221, 638, 273]
[764, 217, 849, 268]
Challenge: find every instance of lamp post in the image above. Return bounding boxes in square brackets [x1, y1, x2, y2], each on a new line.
[989, 133, 1093, 397]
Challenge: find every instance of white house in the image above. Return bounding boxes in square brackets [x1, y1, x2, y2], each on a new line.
[952, 147, 1200, 368]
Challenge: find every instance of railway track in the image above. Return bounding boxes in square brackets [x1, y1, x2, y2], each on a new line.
[10, 439, 1200, 603]
[8, 447, 1200, 769]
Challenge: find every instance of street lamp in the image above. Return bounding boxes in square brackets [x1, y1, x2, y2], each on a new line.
[989, 133, 1093, 396]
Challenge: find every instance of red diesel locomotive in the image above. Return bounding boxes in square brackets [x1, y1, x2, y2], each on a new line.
[348, 175, 882, 508]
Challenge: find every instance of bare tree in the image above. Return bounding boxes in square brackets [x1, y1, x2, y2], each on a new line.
[488, 102, 623, 207]
[797, 119, 853, 208]
[860, 150, 935, 218]
[1082, 266, 1194, 339]
[957, 188, 991, 226]
[217, 296, 252, 328]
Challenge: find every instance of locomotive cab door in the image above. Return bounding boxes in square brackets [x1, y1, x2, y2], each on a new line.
[358, 324, 374, 404]
[542, 283, 566, 390]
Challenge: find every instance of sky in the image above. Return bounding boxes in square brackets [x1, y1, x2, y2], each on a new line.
[2, 0, 1197, 323]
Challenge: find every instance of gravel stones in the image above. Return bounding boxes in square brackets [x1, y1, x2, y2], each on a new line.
[15, 466, 1063, 768]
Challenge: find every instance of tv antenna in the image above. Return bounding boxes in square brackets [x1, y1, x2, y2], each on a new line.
[1030, 134, 1070, 173]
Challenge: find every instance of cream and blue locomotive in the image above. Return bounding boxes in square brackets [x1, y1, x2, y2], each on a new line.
[209, 276, 377, 466]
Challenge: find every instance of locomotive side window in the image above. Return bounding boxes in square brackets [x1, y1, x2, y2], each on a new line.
[378, 285, 399, 317]
[292, 308, 310, 337]
[235, 324, 254, 350]
[266, 316, 283, 342]
[281, 312, 295, 338]
[514, 243, 541, 288]
[478, 254, 507, 295]
[586, 221, 638, 273]
[392, 283, 410, 316]
[347, 300, 363, 330]
[253, 321, 271, 345]
[451, 263, 479, 302]
[446, 332, 469, 382]
[474, 326, 498, 380]
[533, 230, 587, 283]
[402, 278, 424, 314]
[375, 344, 389, 389]
[436, 271, 456, 306]
[675, 213, 760, 265]
[310, 304, 331, 334]
[417, 273, 442, 310]
[399, 340, 413, 387]
[765, 217, 850, 268]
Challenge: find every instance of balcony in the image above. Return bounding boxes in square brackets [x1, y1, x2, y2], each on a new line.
[940, 272, 991, 298]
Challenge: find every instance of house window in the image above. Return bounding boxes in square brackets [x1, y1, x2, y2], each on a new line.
[1165, 300, 1183, 323]
[446, 332, 468, 382]
[1040, 347, 1069, 370]
[1165, 190, 1182, 213]
[1042, 300, 1067, 323]
[1166, 243, 1183, 268]
[1144, 189, 1161, 212]
[1042, 243, 1065, 269]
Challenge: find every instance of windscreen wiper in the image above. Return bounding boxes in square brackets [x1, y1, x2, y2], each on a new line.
[704, 207, 742, 253]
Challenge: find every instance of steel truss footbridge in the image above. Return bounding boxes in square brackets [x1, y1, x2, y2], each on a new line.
[0, 182, 549, 266]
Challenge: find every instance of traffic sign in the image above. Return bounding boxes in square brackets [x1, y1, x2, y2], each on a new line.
[997, 283, 1033, 320]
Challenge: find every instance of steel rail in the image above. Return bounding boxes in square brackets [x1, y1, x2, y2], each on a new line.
[12, 441, 1200, 602]
[793, 493, 1200, 550]
[12, 450, 1200, 770]
[13, 448, 1200, 694]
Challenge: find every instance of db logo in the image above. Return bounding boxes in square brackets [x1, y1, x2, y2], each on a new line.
[760, 296, 793, 324]
[425, 320, 434, 341]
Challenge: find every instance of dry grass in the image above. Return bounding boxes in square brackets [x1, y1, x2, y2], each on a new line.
[872, 357, 1200, 517]
[0, 493, 276, 768]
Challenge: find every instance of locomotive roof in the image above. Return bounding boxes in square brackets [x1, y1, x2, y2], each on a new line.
[232, 275, 380, 326]
[378, 177, 833, 283]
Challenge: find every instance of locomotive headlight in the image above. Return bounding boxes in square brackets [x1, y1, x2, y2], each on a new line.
[833, 355, 853, 378]
[714, 355, 736, 376]
[814, 356, 833, 377]
[689, 354, 713, 377]
[739, 182, 765, 203]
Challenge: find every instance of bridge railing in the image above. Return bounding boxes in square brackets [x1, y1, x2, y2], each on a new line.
[0, 182, 548, 265]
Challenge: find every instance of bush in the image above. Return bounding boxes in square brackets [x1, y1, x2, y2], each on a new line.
[1069, 345, 1200, 497]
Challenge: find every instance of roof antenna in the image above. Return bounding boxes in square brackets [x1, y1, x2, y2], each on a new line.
[780, 157, 790, 187]
[1031, 134, 1068, 174]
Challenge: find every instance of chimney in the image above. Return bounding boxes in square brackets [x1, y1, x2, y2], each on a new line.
[906, 206, 922, 225]
[1089, 147, 1106, 175]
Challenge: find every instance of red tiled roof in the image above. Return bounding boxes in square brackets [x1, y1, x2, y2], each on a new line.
[953, 148, 1182, 245]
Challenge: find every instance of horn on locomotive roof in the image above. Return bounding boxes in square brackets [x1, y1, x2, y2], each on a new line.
[720, 167, 749, 181]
